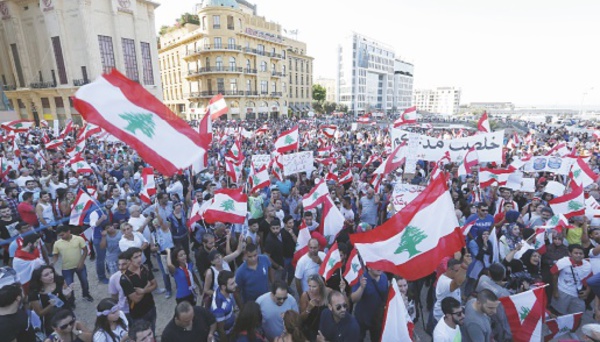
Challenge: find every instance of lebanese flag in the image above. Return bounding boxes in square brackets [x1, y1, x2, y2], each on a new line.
[302, 179, 329, 210]
[325, 171, 338, 183]
[363, 155, 382, 170]
[477, 111, 491, 133]
[198, 109, 213, 146]
[226, 159, 243, 184]
[249, 165, 270, 193]
[60, 120, 74, 139]
[1, 120, 35, 133]
[460, 220, 476, 236]
[532, 228, 547, 255]
[319, 195, 345, 244]
[202, 188, 247, 224]
[570, 157, 598, 187]
[11, 135, 21, 157]
[240, 128, 254, 139]
[73, 69, 207, 176]
[539, 214, 569, 233]
[69, 156, 93, 174]
[139, 168, 156, 204]
[381, 280, 415, 342]
[40, 120, 49, 128]
[339, 170, 353, 185]
[374, 142, 407, 175]
[255, 124, 269, 135]
[70, 189, 96, 225]
[545, 143, 570, 157]
[429, 151, 452, 181]
[544, 312, 583, 342]
[44, 138, 63, 150]
[293, 220, 311, 266]
[479, 167, 514, 188]
[549, 180, 585, 219]
[343, 248, 364, 286]
[393, 106, 417, 127]
[226, 139, 244, 163]
[499, 286, 546, 342]
[274, 126, 299, 153]
[79, 122, 101, 139]
[457, 148, 479, 177]
[319, 242, 343, 281]
[271, 155, 285, 182]
[321, 125, 337, 139]
[41, 131, 50, 144]
[66, 135, 86, 158]
[357, 115, 370, 123]
[207, 94, 228, 119]
[188, 199, 210, 227]
[350, 175, 465, 280]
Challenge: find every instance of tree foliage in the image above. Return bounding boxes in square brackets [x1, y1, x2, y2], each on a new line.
[312, 84, 326, 103]
[323, 101, 337, 114]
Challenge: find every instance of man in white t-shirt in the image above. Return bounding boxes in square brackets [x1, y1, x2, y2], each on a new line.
[433, 297, 464, 342]
[551, 244, 592, 315]
[433, 256, 471, 322]
[294, 238, 325, 294]
[118, 222, 149, 263]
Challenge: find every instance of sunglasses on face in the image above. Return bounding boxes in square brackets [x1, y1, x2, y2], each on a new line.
[335, 303, 348, 311]
[276, 296, 288, 302]
[59, 319, 76, 330]
[451, 308, 465, 316]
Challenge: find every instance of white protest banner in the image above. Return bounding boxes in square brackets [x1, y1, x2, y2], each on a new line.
[522, 156, 573, 175]
[390, 128, 504, 163]
[506, 171, 523, 191]
[351, 123, 358, 131]
[521, 178, 536, 193]
[404, 132, 419, 174]
[391, 183, 425, 211]
[251, 154, 271, 169]
[53, 120, 59, 137]
[545, 181, 565, 197]
[281, 151, 314, 176]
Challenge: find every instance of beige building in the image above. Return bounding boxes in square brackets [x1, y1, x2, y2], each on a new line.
[158, 0, 313, 121]
[315, 77, 336, 103]
[0, 0, 162, 124]
[414, 87, 461, 115]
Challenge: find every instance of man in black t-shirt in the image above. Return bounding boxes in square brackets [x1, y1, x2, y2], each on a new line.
[0, 267, 35, 342]
[119, 247, 158, 334]
[0, 205, 19, 265]
[161, 301, 216, 342]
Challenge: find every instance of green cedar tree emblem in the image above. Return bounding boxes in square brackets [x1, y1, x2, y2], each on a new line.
[14, 123, 23, 128]
[312, 192, 319, 200]
[394, 226, 428, 258]
[490, 174, 498, 179]
[568, 201, 583, 211]
[119, 112, 156, 138]
[220, 199, 235, 212]
[74, 203, 84, 211]
[549, 215, 559, 225]
[76, 162, 84, 168]
[573, 169, 581, 178]
[233, 149, 238, 156]
[234, 166, 241, 173]
[328, 257, 337, 268]
[284, 135, 294, 144]
[352, 263, 360, 273]
[252, 175, 260, 186]
[519, 306, 530, 321]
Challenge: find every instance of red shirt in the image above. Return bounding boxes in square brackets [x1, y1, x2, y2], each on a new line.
[17, 202, 39, 227]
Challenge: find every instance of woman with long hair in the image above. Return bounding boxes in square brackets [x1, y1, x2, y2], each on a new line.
[166, 247, 201, 304]
[29, 265, 74, 336]
[92, 298, 128, 342]
[275, 310, 307, 342]
[298, 274, 330, 341]
[44, 309, 92, 342]
[231, 301, 267, 342]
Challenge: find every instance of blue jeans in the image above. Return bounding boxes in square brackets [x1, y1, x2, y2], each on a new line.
[93, 241, 107, 281]
[62, 265, 90, 297]
[588, 273, 600, 298]
[155, 253, 172, 293]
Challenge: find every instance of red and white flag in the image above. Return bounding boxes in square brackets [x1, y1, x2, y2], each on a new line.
[60, 120, 74, 139]
[45, 138, 63, 150]
[499, 286, 546, 342]
[249, 165, 270, 193]
[339, 170, 353, 185]
[545, 143, 570, 157]
[226, 139, 244, 163]
[357, 115, 370, 124]
[69, 189, 96, 225]
[477, 111, 491, 133]
[342, 248, 364, 287]
[549, 180, 585, 219]
[381, 280, 415, 342]
[73, 69, 207, 176]
[457, 148, 479, 177]
[79, 122, 102, 139]
[188, 199, 210, 227]
[350, 175, 465, 280]
[207, 94, 228, 119]
[319, 196, 345, 244]
[319, 242, 343, 281]
[293, 220, 311, 266]
[68, 156, 93, 174]
[240, 128, 254, 140]
[302, 180, 329, 210]
[198, 109, 213, 146]
[570, 157, 598, 188]
[544, 312, 583, 342]
[1, 120, 35, 133]
[202, 188, 247, 224]
[255, 124, 269, 135]
[533, 228, 547, 255]
[139, 168, 156, 204]
[274, 126, 299, 153]
[479, 167, 514, 188]
[363, 155, 382, 170]
[393, 106, 417, 127]
[225, 159, 243, 184]
[374, 142, 407, 175]
[320, 125, 337, 139]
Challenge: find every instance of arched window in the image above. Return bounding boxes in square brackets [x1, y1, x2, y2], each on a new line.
[271, 63, 276, 73]
[229, 57, 236, 69]
[260, 61, 267, 72]
[216, 56, 223, 69]
[282, 65, 286, 75]
[246, 59, 251, 71]
[228, 37, 236, 49]
[205, 57, 210, 68]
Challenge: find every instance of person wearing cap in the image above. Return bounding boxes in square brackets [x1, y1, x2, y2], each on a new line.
[0, 266, 36, 341]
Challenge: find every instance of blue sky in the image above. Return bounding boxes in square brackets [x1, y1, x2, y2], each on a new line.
[154, 0, 600, 108]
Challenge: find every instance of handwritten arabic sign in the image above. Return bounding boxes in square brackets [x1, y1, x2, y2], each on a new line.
[391, 128, 504, 163]
[392, 183, 425, 211]
[251, 154, 271, 169]
[280, 151, 314, 176]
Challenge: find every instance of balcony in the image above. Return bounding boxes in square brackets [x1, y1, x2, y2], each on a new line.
[268, 52, 284, 59]
[244, 68, 257, 74]
[213, 24, 221, 29]
[188, 91, 248, 98]
[187, 66, 244, 78]
[2, 85, 16, 91]
[271, 92, 283, 97]
[271, 72, 285, 77]
[73, 79, 89, 87]
[184, 44, 243, 59]
[243, 47, 267, 56]
[29, 82, 56, 89]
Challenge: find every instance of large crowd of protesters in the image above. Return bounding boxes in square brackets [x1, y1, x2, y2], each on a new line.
[2, 114, 600, 342]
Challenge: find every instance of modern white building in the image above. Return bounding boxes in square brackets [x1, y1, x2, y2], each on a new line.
[314, 76, 336, 103]
[0, 0, 162, 124]
[336, 32, 414, 115]
[414, 87, 461, 115]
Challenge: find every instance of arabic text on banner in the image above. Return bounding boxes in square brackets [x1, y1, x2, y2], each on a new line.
[251, 154, 271, 169]
[391, 183, 425, 211]
[281, 151, 314, 176]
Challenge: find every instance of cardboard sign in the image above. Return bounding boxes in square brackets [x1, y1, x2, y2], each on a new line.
[522, 156, 573, 175]
[281, 151, 314, 176]
[391, 183, 425, 211]
[251, 154, 271, 169]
